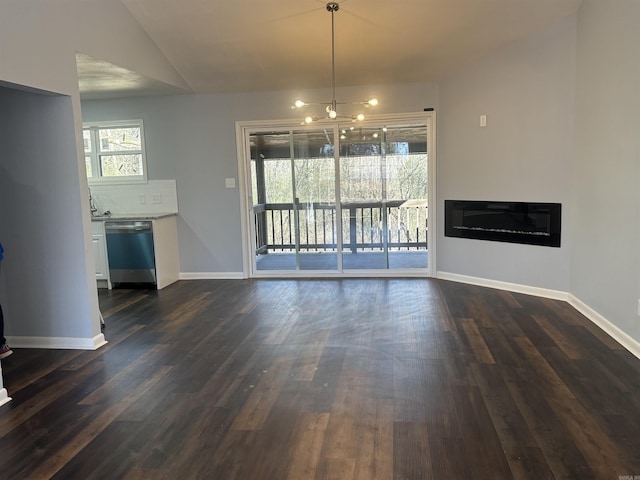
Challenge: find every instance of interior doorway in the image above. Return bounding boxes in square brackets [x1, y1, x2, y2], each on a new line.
[237, 113, 435, 277]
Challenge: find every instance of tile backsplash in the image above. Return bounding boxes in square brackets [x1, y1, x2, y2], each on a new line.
[89, 179, 178, 215]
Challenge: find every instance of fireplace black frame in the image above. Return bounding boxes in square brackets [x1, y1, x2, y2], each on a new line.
[444, 200, 561, 247]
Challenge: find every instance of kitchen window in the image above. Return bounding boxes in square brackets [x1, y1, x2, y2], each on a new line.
[84, 120, 148, 183]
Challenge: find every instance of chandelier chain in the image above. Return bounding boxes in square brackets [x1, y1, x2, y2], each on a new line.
[291, 2, 378, 123]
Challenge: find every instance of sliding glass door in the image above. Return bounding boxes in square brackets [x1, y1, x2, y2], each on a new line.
[244, 115, 431, 276]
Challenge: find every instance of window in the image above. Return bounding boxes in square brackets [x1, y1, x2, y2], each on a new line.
[83, 120, 147, 183]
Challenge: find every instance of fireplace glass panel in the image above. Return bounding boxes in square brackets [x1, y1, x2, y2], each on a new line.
[444, 200, 561, 247]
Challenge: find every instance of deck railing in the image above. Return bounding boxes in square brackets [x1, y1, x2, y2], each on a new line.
[254, 200, 427, 254]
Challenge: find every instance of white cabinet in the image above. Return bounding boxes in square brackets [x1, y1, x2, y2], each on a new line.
[92, 236, 108, 279]
[152, 215, 180, 289]
[91, 221, 111, 288]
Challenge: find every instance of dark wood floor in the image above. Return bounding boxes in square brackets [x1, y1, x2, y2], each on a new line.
[1, 279, 639, 479]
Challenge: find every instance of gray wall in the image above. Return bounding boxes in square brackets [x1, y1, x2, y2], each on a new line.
[81, 82, 439, 274]
[437, 15, 577, 291]
[571, 0, 640, 342]
[0, 87, 97, 340]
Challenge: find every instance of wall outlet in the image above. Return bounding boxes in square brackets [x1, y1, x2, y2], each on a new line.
[225, 178, 236, 188]
[151, 194, 162, 204]
[138, 194, 146, 205]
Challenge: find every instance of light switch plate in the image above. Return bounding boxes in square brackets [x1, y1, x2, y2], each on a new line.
[225, 178, 236, 188]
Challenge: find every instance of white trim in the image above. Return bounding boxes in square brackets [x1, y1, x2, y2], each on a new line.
[426, 111, 436, 276]
[235, 121, 252, 279]
[436, 271, 569, 301]
[568, 295, 640, 360]
[436, 271, 640, 360]
[83, 119, 145, 128]
[6, 333, 107, 350]
[93, 333, 108, 349]
[84, 119, 148, 185]
[0, 388, 11, 407]
[180, 271, 245, 280]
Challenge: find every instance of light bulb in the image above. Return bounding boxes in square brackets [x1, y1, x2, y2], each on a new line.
[368, 98, 378, 107]
[356, 113, 365, 121]
[329, 109, 337, 119]
[304, 116, 314, 124]
[294, 100, 306, 108]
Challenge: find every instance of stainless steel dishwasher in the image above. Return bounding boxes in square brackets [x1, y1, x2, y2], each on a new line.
[105, 221, 156, 286]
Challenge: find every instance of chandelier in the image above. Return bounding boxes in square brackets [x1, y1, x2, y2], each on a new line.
[292, 2, 379, 124]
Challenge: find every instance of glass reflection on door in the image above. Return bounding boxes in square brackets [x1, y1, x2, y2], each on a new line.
[339, 124, 428, 270]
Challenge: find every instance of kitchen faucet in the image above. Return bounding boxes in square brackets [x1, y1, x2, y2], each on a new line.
[89, 188, 98, 216]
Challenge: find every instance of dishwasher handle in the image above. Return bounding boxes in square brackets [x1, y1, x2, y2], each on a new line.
[105, 221, 152, 233]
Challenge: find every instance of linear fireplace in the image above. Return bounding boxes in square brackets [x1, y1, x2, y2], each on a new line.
[445, 200, 561, 247]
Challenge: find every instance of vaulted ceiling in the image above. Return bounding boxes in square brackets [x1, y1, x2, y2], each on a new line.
[77, 0, 582, 99]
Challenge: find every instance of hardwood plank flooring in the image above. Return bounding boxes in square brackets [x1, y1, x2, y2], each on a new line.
[1, 278, 639, 479]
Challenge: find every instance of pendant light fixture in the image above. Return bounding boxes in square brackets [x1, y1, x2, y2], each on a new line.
[292, 2, 379, 124]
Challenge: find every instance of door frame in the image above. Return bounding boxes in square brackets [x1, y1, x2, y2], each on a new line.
[235, 111, 436, 278]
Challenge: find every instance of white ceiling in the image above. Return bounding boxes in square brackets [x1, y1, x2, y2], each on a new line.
[77, 0, 582, 99]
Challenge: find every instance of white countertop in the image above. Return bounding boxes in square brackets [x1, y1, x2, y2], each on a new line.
[91, 212, 177, 222]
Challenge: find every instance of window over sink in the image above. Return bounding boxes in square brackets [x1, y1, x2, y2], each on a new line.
[83, 119, 148, 184]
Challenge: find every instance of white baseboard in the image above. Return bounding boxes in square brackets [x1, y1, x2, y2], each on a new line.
[568, 295, 640, 360]
[0, 388, 11, 406]
[180, 271, 245, 280]
[436, 270, 640, 360]
[93, 333, 108, 349]
[7, 333, 108, 350]
[436, 271, 568, 301]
